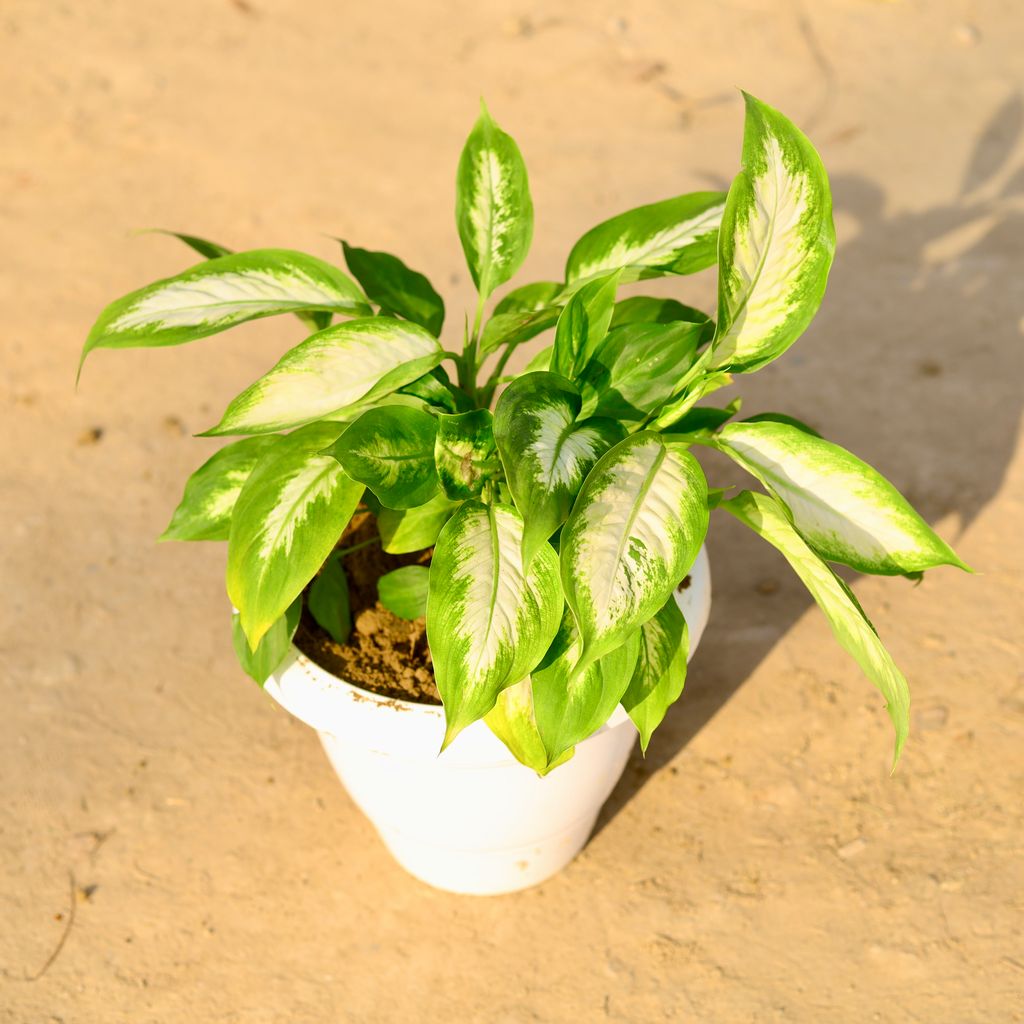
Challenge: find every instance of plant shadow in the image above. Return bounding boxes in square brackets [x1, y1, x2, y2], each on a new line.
[593, 93, 1024, 838]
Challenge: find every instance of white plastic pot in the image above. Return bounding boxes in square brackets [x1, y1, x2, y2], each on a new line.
[265, 546, 711, 895]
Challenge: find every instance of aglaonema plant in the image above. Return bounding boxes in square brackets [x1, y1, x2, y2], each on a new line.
[80, 93, 968, 775]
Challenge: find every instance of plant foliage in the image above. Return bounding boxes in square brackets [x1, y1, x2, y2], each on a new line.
[83, 93, 968, 772]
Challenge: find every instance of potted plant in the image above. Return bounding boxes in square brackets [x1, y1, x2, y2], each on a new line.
[79, 93, 967, 895]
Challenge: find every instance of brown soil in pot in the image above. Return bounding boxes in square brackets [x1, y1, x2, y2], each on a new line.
[293, 510, 441, 705]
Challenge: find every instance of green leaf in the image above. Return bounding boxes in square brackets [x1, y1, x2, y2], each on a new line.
[709, 93, 835, 373]
[522, 343, 553, 374]
[341, 241, 445, 336]
[330, 406, 439, 510]
[477, 307, 560, 360]
[204, 317, 444, 435]
[434, 409, 499, 500]
[741, 412, 821, 437]
[494, 372, 625, 566]
[231, 595, 302, 686]
[427, 501, 563, 746]
[713, 420, 968, 575]
[652, 362, 734, 429]
[308, 553, 351, 643]
[529, 611, 641, 763]
[80, 249, 371, 374]
[484, 678, 576, 775]
[378, 565, 430, 619]
[227, 422, 364, 647]
[610, 295, 714, 337]
[578, 321, 705, 422]
[398, 366, 462, 413]
[565, 191, 726, 286]
[560, 432, 709, 672]
[621, 597, 689, 752]
[550, 270, 621, 379]
[661, 398, 742, 435]
[160, 435, 279, 542]
[494, 281, 563, 315]
[145, 228, 232, 260]
[722, 490, 911, 764]
[455, 102, 534, 300]
[377, 491, 460, 554]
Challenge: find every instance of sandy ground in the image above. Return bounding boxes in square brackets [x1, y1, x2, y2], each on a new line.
[2, 1, 1023, 1020]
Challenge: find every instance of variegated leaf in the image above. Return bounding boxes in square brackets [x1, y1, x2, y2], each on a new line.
[565, 191, 726, 286]
[434, 410, 499, 500]
[204, 317, 444, 435]
[227, 422, 363, 647]
[529, 610, 641, 764]
[494, 372, 625, 566]
[80, 249, 371, 373]
[231, 595, 302, 686]
[484, 678, 576, 775]
[330, 406, 439, 510]
[578, 320, 705, 422]
[455, 102, 533, 300]
[377, 491, 460, 554]
[560, 433, 709, 671]
[621, 597, 689, 751]
[341, 241, 445, 336]
[160, 435, 279, 542]
[714, 420, 968, 575]
[427, 501, 563, 746]
[722, 490, 911, 764]
[709, 93, 835, 373]
[549, 270, 621, 379]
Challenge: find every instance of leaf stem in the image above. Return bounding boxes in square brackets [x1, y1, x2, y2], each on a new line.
[336, 535, 380, 559]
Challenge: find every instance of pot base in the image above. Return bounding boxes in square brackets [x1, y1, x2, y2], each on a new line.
[316, 720, 637, 895]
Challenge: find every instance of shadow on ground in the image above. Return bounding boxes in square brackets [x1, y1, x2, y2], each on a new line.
[594, 93, 1024, 837]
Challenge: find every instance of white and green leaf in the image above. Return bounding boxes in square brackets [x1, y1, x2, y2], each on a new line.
[427, 501, 563, 746]
[621, 597, 689, 751]
[455, 102, 534, 300]
[434, 410, 499, 500]
[709, 93, 835, 373]
[330, 406, 439, 510]
[81, 249, 371, 373]
[377, 491, 460, 554]
[713, 420, 968, 575]
[203, 317, 444, 435]
[722, 490, 912, 764]
[484, 678, 576, 776]
[494, 372, 625, 566]
[560, 433, 709, 671]
[565, 191, 726, 286]
[231, 595, 302, 686]
[341, 241, 445, 336]
[227, 422, 364, 647]
[160, 435, 279, 542]
[378, 565, 430, 620]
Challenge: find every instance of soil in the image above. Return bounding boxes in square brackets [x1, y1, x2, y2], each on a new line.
[3, 2, 1022, 1022]
[293, 511, 441, 704]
